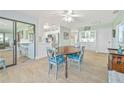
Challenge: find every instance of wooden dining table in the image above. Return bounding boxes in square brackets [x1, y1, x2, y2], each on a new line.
[57, 46, 80, 78]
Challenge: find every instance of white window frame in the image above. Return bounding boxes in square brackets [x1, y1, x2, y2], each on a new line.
[79, 30, 96, 42]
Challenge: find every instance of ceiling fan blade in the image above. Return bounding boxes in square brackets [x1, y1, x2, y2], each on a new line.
[68, 10, 73, 14]
[71, 14, 84, 17]
[52, 13, 66, 17]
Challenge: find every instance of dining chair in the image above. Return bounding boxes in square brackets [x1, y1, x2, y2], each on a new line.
[68, 43, 81, 58]
[47, 47, 65, 79]
[0, 58, 6, 71]
[68, 46, 85, 71]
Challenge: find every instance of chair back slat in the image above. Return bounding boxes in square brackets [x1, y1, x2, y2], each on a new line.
[47, 47, 57, 60]
[79, 46, 85, 61]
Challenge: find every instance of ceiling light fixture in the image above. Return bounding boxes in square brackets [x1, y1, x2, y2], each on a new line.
[54, 10, 83, 23]
[43, 23, 50, 29]
[63, 15, 73, 23]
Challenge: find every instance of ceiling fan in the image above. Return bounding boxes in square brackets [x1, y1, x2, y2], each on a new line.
[56, 10, 84, 23]
[60, 10, 82, 17]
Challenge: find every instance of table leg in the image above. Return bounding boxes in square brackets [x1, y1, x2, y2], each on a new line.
[108, 54, 112, 70]
[65, 55, 68, 78]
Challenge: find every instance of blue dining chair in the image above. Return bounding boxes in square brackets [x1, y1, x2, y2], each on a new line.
[68, 46, 85, 71]
[69, 43, 81, 57]
[67, 44, 81, 60]
[47, 47, 65, 79]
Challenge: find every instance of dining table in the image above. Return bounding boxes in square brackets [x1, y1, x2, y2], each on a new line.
[57, 46, 80, 78]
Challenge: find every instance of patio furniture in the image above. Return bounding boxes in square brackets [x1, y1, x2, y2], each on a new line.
[47, 47, 65, 79]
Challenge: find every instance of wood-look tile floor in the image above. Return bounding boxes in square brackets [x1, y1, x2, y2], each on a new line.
[0, 51, 108, 83]
[0, 50, 30, 66]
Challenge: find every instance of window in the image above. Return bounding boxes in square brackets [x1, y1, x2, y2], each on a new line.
[79, 30, 96, 42]
[118, 23, 124, 43]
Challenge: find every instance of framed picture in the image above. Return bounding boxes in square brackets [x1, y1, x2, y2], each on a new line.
[63, 32, 69, 40]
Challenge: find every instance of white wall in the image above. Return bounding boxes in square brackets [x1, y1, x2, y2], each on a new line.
[80, 42, 97, 51]
[96, 24, 112, 53]
[34, 18, 49, 59]
[70, 25, 113, 53]
[0, 11, 38, 24]
[70, 31, 79, 46]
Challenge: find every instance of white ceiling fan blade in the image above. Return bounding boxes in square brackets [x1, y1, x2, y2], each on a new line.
[51, 13, 66, 17]
[68, 10, 73, 14]
[71, 14, 84, 17]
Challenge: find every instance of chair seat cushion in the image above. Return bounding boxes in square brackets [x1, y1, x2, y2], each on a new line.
[68, 53, 77, 57]
[49, 55, 64, 64]
[68, 54, 80, 61]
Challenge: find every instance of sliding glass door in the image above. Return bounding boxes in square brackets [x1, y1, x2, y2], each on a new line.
[0, 18, 15, 67]
[0, 17, 35, 68]
[16, 22, 35, 63]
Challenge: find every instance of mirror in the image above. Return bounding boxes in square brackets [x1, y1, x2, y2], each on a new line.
[16, 22, 35, 63]
[0, 18, 14, 66]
